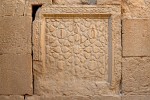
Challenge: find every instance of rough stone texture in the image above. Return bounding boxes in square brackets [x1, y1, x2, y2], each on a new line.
[97, 0, 121, 5]
[122, 57, 150, 95]
[52, 0, 98, 5]
[45, 17, 108, 81]
[122, 95, 150, 100]
[52, 0, 81, 5]
[0, 16, 32, 54]
[0, 0, 150, 99]
[123, 19, 150, 57]
[27, 0, 52, 3]
[0, 0, 26, 16]
[0, 54, 33, 95]
[0, 95, 24, 100]
[122, 0, 150, 97]
[33, 5, 121, 96]
[25, 95, 121, 100]
[122, 0, 150, 18]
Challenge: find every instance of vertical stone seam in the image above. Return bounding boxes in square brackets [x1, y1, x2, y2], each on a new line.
[120, 19, 123, 95]
[31, 18, 34, 95]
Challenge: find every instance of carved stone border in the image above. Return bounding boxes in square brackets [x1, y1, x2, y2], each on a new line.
[33, 5, 121, 94]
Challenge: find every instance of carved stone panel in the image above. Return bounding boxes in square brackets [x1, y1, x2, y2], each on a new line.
[33, 5, 121, 96]
[45, 16, 108, 81]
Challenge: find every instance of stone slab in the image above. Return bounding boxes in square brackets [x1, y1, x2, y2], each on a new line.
[123, 19, 150, 57]
[0, 95, 24, 100]
[52, 0, 96, 5]
[122, 95, 150, 100]
[33, 5, 121, 96]
[0, 54, 33, 95]
[122, 57, 150, 95]
[0, 16, 31, 54]
[25, 95, 121, 100]
[27, 0, 52, 3]
[97, 0, 121, 5]
[0, 0, 26, 16]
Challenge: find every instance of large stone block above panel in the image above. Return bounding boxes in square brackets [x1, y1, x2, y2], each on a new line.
[0, 16, 31, 54]
[122, 57, 150, 95]
[123, 19, 150, 57]
[0, 54, 32, 95]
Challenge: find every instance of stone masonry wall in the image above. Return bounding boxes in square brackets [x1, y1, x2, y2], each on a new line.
[0, 0, 150, 100]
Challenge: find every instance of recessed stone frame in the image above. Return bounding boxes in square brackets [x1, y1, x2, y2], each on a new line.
[33, 5, 121, 95]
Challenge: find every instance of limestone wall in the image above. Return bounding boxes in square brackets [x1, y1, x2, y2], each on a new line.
[0, 0, 150, 100]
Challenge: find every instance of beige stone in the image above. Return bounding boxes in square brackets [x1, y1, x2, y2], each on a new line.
[0, 54, 32, 95]
[33, 5, 121, 96]
[122, 57, 150, 95]
[25, 95, 121, 100]
[54, 0, 98, 5]
[52, 0, 84, 5]
[97, 0, 121, 5]
[123, 19, 150, 57]
[122, 0, 150, 18]
[0, 95, 24, 100]
[27, 0, 51, 3]
[122, 95, 150, 100]
[0, 0, 26, 16]
[0, 16, 32, 54]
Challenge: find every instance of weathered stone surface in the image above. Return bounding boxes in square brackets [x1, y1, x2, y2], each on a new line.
[52, 0, 81, 4]
[122, 57, 150, 95]
[0, 95, 24, 100]
[123, 19, 150, 57]
[33, 5, 121, 96]
[0, 16, 31, 54]
[122, 95, 150, 100]
[97, 0, 121, 5]
[52, 0, 97, 5]
[122, 0, 150, 18]
[0, 54, 32, 95]
[25, 95, 121, 100]
[0, 0, 26, 16]
[27, 0, 52, 3]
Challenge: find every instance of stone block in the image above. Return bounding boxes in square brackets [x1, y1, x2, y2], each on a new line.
[122, 57, 150, 94]
[52, 0, 98, 5]
[25, 95, 121, 100]
[0, 54, 33, 95]
[27, 0, 52, 4]
[0, 95, 24, 100]
[97, 0, 121, 5]
[122, 0, 150, 18]
[1, 0, 26, 16]
[32, 5, 121, 96]
[0, 16, 32, 54]
[123, 19, 150, 57]
[122, 95, 150, 100]
[52, 0, 81, 5]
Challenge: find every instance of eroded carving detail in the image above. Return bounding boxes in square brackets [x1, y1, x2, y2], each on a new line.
[45, 17, 108, 81]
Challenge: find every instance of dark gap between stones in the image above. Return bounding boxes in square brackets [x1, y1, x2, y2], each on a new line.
[32, 5, 42, 21]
